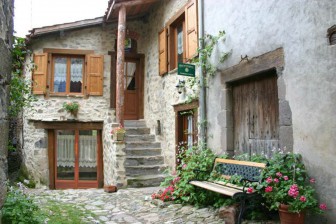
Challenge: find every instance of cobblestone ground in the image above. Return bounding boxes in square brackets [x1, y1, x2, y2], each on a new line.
[27, 187, 225, 224]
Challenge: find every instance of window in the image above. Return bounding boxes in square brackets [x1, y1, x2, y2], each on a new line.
[52, 55, 84, 94]
[158, 0, 198, 75]
[32, 49, 104, 97]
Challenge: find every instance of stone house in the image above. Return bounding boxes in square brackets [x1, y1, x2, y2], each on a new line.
[0, 0, 14, 209]
[23, 0, 335, 221]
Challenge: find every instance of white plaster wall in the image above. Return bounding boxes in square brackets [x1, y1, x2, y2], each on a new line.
[204, 0, 336, 221]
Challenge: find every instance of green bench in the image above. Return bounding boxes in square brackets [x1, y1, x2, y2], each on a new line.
[189, 158, 266, 224]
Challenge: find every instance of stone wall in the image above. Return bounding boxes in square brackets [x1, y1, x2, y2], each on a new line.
[0, 0, 13, 209]
[204, 0, 336, 221]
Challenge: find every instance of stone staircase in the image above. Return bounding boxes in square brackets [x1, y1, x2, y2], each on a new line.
[124, 120, 167, 187]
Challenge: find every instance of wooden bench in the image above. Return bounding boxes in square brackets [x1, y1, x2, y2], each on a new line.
[189, 158, 266, 224]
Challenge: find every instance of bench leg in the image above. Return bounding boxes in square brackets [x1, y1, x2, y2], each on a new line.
[237, 196, 246, 224]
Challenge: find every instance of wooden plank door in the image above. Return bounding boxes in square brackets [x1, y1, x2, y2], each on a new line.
[124, 59, 139, 120]
[232, 71, 279, 157]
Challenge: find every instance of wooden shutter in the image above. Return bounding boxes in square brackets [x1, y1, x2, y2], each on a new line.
[32, 53, 48, 94]
[86, 54, 104, 96]
[185, 0, 198, 60]
[158, 28, 168, 76]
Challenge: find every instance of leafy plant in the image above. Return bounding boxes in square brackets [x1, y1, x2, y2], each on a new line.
[1, 184, 43, 224]
[111, 125, 126, 135]
[257, 152, 327, 213]
[9, 36, 36, 117]
[63, 102, 80, 115]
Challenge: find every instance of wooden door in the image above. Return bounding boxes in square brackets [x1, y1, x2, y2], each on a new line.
[232, 71, 279, 157]
[54, 130, 102, 189]
[124, 59, 139, 120]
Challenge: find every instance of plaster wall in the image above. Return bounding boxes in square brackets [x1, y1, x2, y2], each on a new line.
[0, 0, 13, 208]
[204, 0, 336, 221]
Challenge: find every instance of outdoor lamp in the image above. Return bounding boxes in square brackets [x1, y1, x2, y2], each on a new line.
[175, 80, 185, 94]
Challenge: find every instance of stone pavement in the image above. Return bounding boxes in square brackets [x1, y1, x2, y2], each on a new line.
[27, 187, 225, 224]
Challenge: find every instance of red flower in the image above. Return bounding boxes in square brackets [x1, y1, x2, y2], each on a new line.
[319, 203, 327, 210]
[266, 177, 273, 183]
[265, 186, 273, 192]
[310, 178, 315, 183]
[300, 196, 306, 202]
[247, 187, 254, 193]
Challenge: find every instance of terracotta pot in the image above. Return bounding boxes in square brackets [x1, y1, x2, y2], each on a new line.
[278, 204, 305, 224]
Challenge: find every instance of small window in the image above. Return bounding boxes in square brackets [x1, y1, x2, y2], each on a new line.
[52, 55, 84, 94]
[169, 16, 186, 69]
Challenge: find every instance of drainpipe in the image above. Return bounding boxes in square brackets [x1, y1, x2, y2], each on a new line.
[198, 0, 206, 144]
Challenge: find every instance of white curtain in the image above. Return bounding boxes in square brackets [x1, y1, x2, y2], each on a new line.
[54, 57, 67, 92]
[70, 58, 83, 82]
[124, 62, 136, 89]
[57, 135, 97, 168]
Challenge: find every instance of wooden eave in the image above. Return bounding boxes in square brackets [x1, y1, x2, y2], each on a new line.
[104, 0, 160, 22]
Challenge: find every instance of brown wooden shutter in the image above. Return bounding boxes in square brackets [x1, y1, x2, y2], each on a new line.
[185, 0, 198, 60]
[32, 53, 48, 95]
[86, 54, 104, 96]
[158, 28, 168, 76]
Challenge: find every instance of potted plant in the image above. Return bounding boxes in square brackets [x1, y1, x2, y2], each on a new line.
[63, 102, 79, 117]
[258, 151, 327, 223]
[111, 125, 126, 141]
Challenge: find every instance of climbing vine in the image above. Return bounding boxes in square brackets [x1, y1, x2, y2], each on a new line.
[184, 30, 231, 103]
[9, 36, 36, 117]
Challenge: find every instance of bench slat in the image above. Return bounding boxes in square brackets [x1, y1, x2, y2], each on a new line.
[190, 180, 242, 197]
[214, 158, 266, 168]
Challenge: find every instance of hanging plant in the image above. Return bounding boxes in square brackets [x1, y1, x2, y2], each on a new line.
[62, 102, 79, 116]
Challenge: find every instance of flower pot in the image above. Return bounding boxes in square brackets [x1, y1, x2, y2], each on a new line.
[113, 132, 125, 141]
[278, 204, 305, 224]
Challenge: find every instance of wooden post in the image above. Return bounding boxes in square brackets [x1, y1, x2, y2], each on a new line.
[116, 5, 126, 126]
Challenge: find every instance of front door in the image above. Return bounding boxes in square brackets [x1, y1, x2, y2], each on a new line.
[55, 129, 102, 189]
[124, 58, 139, 120]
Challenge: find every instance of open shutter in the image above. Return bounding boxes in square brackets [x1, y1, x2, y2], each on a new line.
[32, 53, 48, 94]
[86, 54, 104, 96]
[158, 28, 168, 76]
[185, 0, 198, 60]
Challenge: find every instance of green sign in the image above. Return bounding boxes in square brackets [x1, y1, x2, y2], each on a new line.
[178, 63, 195, 77]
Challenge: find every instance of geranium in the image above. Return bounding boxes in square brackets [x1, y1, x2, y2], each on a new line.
[319, 203, 327, 210]
[247, 187, 254, 193]
[258, 152, 326, 214]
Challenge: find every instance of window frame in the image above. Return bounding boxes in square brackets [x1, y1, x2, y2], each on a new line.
[50, 54, 85, 96]
[168, 14, 186, 70]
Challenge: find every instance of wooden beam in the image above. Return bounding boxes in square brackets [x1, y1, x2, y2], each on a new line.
[114, 0, 158, 8]
[116, 5, 126, 126]
[33, 121, 103, 130]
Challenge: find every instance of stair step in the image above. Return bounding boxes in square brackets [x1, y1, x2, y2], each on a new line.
[125, 127, 150, 135]
[124, 120, 146, 128]
[127, 174, 167, 188]
[126, 165, 167, 176]
[125, 134, 155, 142]
[126, 148, 162, 156]
[125, 156, 164, 166]
[126, 142, 161, 149]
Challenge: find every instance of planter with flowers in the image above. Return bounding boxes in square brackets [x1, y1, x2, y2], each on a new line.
[257, 152, 327, 224]
[63, 102, 79, 117]
[111, 125, 126, 141]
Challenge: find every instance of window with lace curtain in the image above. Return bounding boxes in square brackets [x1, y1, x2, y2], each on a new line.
[52, 55, 84, 94]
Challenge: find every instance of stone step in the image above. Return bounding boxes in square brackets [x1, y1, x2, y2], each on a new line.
[125, 134, 155, 142]
[126, 142, 161, 149]
[125, 127, 150, 135]
[127, 174, 167, 188]
[125, 155, 164, 166]
[126, 165, 167, 176]
[124, 120, 147, 128]
[126, 148, 162, 156]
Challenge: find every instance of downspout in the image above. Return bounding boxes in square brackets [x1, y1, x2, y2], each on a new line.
[198, 0, 206, 144]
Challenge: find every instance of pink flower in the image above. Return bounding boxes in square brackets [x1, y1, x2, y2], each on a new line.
[310, 178, 315, 183]
[247, 187, 254, 193]
[266, 177, 273, 183]
[300, 196, 306, 202]
[283, 176, 289, 181]
[273, 178, 279, 183]
[319, 203, 327, 210]
[276, 172, 283, 177]
[288, 184, 299, 198]
[182, 164, 187, 169]
[265, 186, 273, 192]
[172, 176, 180, 184]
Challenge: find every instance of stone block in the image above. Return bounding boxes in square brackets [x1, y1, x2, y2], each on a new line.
[279, 126, 293, 150]
[279, 100, 292, 126]
[218, 204, 239, 224]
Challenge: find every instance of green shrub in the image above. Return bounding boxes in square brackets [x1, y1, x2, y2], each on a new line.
[1, 184, 43, 224]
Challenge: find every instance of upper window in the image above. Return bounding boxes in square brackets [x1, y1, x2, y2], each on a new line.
[32, 49, 104, 97]
[52, 55, 84, 94]
[158, 0, 198, 76]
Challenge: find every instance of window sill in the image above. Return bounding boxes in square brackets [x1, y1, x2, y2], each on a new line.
[49, 93, 84, 98]
[168, 68, 178, 75]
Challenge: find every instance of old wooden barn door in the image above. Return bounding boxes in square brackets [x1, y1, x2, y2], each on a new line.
[232, 70, 279, 157]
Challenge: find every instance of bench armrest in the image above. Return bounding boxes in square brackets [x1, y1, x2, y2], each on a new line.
[240, 178, 259, 192]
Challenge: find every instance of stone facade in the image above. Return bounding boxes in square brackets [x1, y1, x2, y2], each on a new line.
[0, 0, 13, 209]
[204, 0, 336, 222]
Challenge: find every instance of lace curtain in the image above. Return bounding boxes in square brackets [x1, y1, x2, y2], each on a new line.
[124, 62, 136, 90]
[54, 58, 67, 92]
[57, 135, 97, 168]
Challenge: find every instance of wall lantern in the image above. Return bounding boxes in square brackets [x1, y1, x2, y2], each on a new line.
[175, 80, 185, 94]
